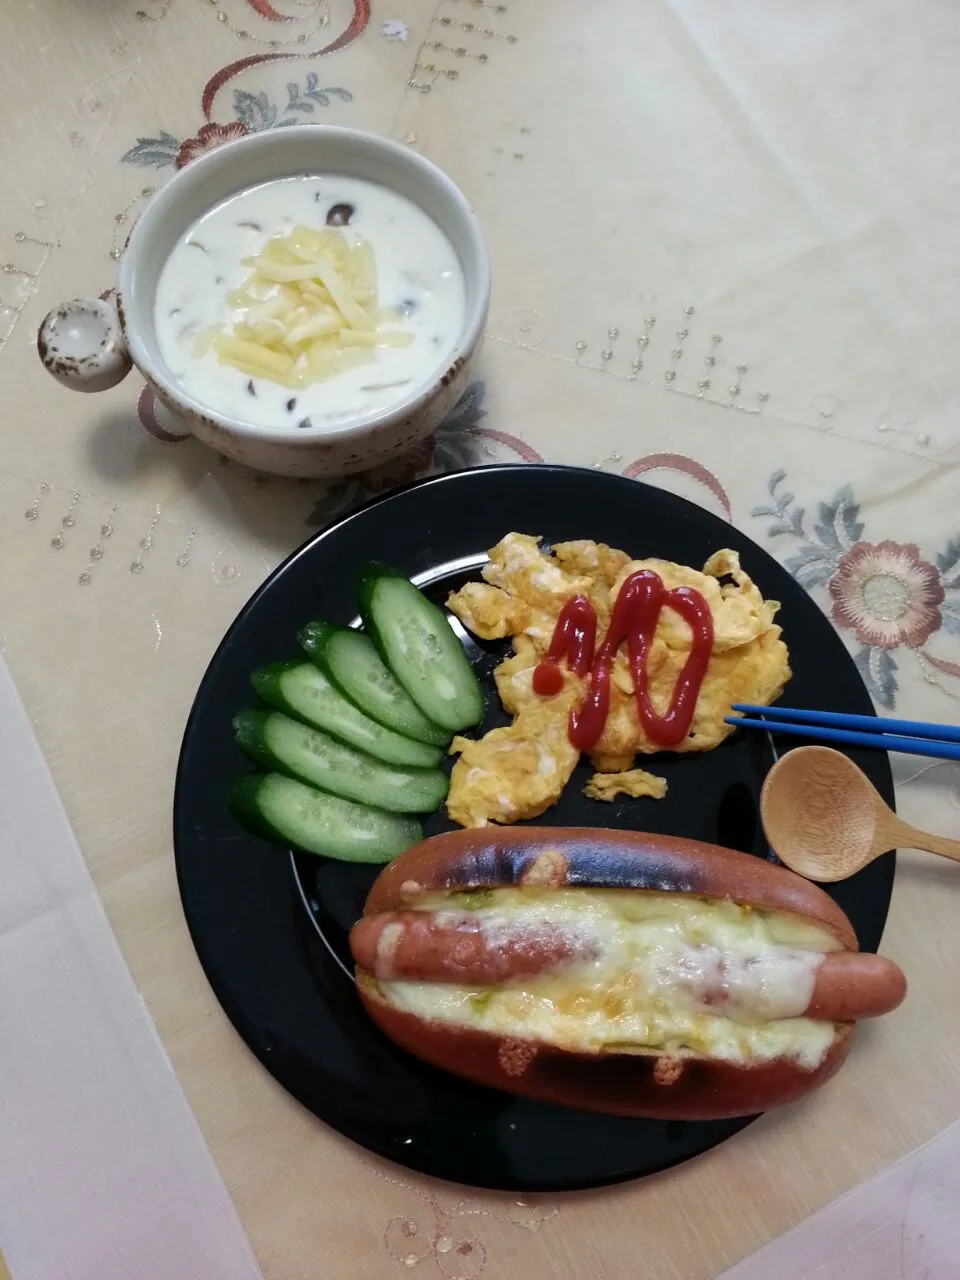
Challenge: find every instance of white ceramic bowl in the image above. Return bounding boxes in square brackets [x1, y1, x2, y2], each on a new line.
[37, 127, 490, 478]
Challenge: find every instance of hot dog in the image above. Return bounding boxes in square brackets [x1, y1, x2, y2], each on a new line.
[350, 828, 906, 1120]
[351, 911, 903, 1023]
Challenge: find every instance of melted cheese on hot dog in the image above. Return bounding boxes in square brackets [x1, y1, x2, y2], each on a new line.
[378, 888, 842, 1069]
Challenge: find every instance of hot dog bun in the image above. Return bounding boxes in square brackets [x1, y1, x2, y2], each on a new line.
[362, 827, 858, 943]
[358, 980, 858, 1119]
[350, 828, 906, 1120]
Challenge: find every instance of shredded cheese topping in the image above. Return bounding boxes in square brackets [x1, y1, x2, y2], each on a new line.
[193, 224, 414, 388]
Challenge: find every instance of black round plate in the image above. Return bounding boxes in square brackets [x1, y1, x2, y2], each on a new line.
[174, 464, 895, 1192]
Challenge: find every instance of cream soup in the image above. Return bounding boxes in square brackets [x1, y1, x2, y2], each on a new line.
[154, 175, 466, 429]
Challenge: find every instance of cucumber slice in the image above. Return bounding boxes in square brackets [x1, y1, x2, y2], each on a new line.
[251, 662, 443, 770]
[299, 620, 450, 747]
[228, 773, 420, 863]
[234, 709, 449, 814]
[356, 564, 484, 733]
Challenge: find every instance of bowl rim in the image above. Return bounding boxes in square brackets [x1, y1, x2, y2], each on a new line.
[117, 125, 491, 444]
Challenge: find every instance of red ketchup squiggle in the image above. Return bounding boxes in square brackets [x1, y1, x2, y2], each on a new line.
[532, 570, 714, 749]
[531, 594, 596, 696]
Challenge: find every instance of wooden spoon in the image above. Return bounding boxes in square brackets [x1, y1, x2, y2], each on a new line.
[760, 745, 960, 882]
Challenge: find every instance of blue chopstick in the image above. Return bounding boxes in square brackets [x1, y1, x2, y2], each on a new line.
[732, 703, 960, 745]
[725, 715, 960, 762]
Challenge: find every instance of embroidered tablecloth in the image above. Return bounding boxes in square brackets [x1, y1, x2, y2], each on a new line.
[1, 2, 958, 1277]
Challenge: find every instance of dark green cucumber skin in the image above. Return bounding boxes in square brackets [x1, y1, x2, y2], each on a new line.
[250, 661, 443, 769]
[297, 619, 338, 660]
[233, 709, 448, 814]
[298, 619, 451, 748]
[228, 774, 293, 846]
[356, 562, 484, 732]
[227, 773, 420, 863]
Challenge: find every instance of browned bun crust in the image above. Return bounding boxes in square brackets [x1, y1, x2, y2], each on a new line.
[365, 827, 859, 952]
[357, 979, 856, 1120]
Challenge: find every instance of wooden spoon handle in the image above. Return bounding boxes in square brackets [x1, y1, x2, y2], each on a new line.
[888, 817, 960, 863]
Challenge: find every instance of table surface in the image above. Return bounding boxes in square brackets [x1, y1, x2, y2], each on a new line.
[2, 2, 959, 1277]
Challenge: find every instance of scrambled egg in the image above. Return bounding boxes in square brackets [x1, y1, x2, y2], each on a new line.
[583, 769, 668, 802]
[447, 694, 580, 829]
[446, 533, 791, 828]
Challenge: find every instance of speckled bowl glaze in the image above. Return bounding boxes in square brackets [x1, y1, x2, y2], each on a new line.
[36, 126, 490, 478]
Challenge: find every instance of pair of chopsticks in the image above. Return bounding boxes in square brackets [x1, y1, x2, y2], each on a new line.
[725, 704, 960, 762]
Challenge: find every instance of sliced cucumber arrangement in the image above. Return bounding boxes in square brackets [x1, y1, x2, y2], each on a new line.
[251, 661, 443, 769]
[234, 709, 449, 814]
[357, 563, 484, 733]
[228, 773, 421, 863]
[299, 620, 451, 747]
[227, 565, 482, 864]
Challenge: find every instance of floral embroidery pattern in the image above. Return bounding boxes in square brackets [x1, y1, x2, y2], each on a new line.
[622, 453, 732, 522]
[305, 381, 544, 527]
[828, 541, 944, 650]
[200, 0, 368, 120]
[121, 76, 353, 167]
[173, 121, 250, 169]
[752, 471, 960, 707]
[934, 539, 960, 640]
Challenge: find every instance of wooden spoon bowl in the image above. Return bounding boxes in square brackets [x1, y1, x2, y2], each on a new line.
[760, 745, 960, 883]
